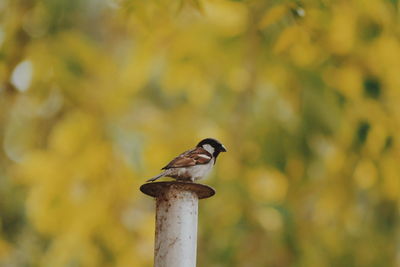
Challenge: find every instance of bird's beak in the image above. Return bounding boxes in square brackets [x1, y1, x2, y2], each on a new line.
[221, 145, 227, 152]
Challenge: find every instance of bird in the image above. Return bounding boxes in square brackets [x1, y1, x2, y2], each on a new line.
[146, 138, 227, 182]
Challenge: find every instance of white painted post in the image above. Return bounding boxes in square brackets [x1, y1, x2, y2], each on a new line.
[140, 181, 215, 267]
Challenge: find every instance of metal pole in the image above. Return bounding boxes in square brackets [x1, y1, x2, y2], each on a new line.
[140, 181, 215, 267]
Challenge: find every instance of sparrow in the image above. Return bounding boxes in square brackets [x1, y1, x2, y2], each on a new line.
[146, 138, 227, 182]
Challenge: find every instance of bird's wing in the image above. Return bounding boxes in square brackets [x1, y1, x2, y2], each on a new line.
[161, 147, 212, 170]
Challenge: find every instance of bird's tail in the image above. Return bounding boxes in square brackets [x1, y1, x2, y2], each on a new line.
[146, 172, 165, 182]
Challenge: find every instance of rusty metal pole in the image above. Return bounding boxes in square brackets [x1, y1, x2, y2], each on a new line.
[140, 181, 215, 267]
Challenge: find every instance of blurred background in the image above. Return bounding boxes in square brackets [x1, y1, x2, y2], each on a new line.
[1, 0, 400, 266]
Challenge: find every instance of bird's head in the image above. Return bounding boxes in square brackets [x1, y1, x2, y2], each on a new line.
[197, 138, 227, 158]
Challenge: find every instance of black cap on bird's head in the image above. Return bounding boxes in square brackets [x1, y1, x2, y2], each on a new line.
[197, 138, 227, 158]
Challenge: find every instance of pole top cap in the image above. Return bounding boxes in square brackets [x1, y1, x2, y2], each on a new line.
[140, 181, 215, 199]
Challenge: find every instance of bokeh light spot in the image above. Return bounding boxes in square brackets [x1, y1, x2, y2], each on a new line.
[11, 60, 33, 92]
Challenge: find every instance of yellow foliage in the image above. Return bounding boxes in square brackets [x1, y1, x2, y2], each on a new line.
[259, 5, 287, 30]
[0, 239, 12, 260]
[274, 25, 301, 53]
[256, 207, 283, 232]
[1, 0, 400, 266]
[324, 65, 363, 100]
[353, 159, 377, 189]
[380, 156, 400, 200]
[329, 4, 356, 54]
[201, 0, 248, 36]
[248, 168, 288, 203]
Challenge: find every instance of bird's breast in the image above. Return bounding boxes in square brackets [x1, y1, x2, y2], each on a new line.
[188, 159, 214, 180]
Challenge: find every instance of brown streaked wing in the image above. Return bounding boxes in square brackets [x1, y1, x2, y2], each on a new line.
[191, 152, 212, 164]
[161, 147, 212, 169]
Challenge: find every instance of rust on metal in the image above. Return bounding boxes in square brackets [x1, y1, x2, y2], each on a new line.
[140, 181, 215, 267]
[140, 181, 215, 199]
